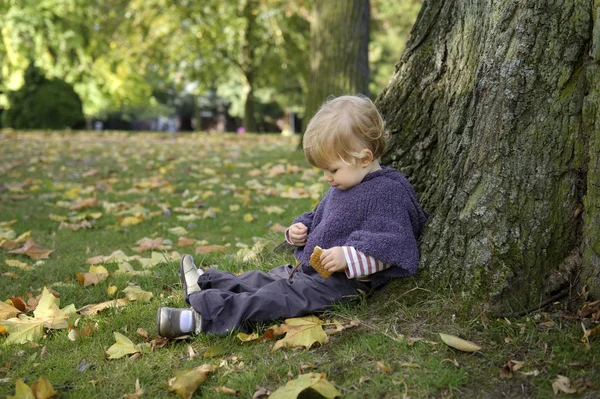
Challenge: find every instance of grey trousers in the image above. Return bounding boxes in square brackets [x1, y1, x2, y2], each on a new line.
[187, 264, 364, 335]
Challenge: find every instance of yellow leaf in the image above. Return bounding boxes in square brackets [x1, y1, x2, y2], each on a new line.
[106, 332, 142, 359]
[202, 345, 227, 358]
[0, 314, 45, 344]
[138, 251, 168, 268]
[33, 287, 75, 329]
[269, 373, 341, 399]
[439, 333, 481, 352]
[5, 259, 33, 271]
[168, 365, 217, 399]
[31, 376, 57, 399]
[243, 213, 254, 222]
[271, 315, 328, 351]
[6, 378, 35, 399]
[122, 286, 153, 302]
[168, 226, 189, 236]
[263, 206, 285, 215]
[107, 284, 118, 296]
[237, 332, 260, 342]
[120, 216, 144, 227]
[76, 265, 109, 286]
[14, 231, 31, 243]
[0, 301, 21, 320]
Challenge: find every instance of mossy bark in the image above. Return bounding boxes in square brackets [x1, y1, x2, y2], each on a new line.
[377, 0, 600, 313]
[302, 0, 370, 134]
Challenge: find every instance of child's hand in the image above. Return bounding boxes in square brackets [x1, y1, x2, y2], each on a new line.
[321, 247, 347, 273]
[288, 222, 308, 246]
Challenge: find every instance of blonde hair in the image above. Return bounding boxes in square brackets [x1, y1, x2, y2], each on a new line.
[303, 95, 388, 169]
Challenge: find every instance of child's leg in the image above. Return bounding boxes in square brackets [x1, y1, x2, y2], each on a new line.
[197, 265, 294, 294]
[188, 269, 362, 335]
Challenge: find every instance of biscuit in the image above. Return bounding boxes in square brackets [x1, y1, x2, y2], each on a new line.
[309, 246, 332, 279]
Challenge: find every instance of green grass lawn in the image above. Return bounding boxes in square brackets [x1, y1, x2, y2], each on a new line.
[0, 130, 598, 398]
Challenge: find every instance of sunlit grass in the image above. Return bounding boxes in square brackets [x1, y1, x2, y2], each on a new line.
[0, 130, 598, 398]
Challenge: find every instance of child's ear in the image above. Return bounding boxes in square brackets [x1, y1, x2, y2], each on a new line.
[359, 149, 374, 166]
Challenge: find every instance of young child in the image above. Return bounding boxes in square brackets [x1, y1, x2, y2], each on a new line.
[157, 95, 429, 338]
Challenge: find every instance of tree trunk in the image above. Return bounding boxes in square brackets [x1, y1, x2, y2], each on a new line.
[377, 0, 600, 313]
[303, 0, 370, 134]
[241, 0, 258, 133]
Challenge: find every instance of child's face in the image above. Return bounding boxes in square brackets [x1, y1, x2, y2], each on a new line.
[321, 158, 373, 191]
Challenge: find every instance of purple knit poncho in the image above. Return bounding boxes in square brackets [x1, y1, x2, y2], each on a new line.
[293, 167, 429, 288]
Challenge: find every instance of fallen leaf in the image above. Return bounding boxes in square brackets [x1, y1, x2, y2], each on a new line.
[5, 260, 33, 271]
[0, 314, 45, 344]
[76, 265, 109, 286]
[7, 378, 35, 399]
[119, 216, 144, 227]
[33, 287, 76, 329]
[203, 345, 227, 358]
[177, 237, 196, 247]
[214, 386, 238, 395]
[30, 376, 57, 399]
[195, 245, 227, 255]
[439, 333, 481, 352]
[377, 361, 392, 374]
[106, 332, 143, 359]
[70, 197, 98, 211]
[269, 223, 288, 233]
[0, 301, 21, 320]
[124, 378, 144, 399]
[122, 286, 153, 302]
[168, 227, 189, 236]
[58, 220, 92, 231]
[269, 372, 341, 399]
[77, 298, 129, 316]
[243, 213, 255, 222]
[552, 375, 577, 395]
[86, 250, 132, 264]
[8, 239, 54, 260]
[168, 364, 217, 399]
[270, 315, 328, 351]
[131, 237, 170, 252]
[107, 284, 118, 296]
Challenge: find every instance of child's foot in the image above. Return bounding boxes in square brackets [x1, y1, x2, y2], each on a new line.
[156, 307, 202, 338]
[180, 254, 202, 301]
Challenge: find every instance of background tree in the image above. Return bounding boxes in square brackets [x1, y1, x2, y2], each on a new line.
[377, 0, 600, 313]
[303, 0, 370, 132]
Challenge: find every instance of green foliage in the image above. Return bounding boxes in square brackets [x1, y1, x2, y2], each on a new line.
[2, 64, 84, 129]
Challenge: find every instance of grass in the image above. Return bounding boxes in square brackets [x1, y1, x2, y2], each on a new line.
[0, 130, 598, 398]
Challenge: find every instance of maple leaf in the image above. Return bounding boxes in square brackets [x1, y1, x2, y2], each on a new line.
[270, 315, 329, 351]
[0, 314, 45, 344]
[76, 265, 109, 286]
[70, 197, 98, 211]
[7, 378, 35, 399]
[195, 245, 227, 255]
[0, 301, 22, 320]
[33, 287, 76, 329]
[269, 373, 341, 399]
[122, 286, 153, 302]
[131, 237, 170, 252]
[8, 239, 54, 260]
[105, 332, 143, 359]
[30, 376, 58, 399]
[168, 365, 217, 399]
[77, 298, 129, 316]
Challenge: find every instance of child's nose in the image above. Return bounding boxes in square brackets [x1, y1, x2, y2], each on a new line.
[323, 172, 333, 182]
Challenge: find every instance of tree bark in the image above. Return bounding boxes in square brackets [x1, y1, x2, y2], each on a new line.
[241, 0, 258, 133]
[303, 0, 370, 134]
[377, 0, 600, 313]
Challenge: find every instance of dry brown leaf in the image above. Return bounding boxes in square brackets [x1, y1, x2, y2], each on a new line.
[70, 197, 98, 211]
[377, 361, 392, 374]
[214, 386, 238, 395]
[195, 245, 227, 255]
[177, 237, 196, 247]
[8, 239, 54, 260]
[123, 378, 144, 399]
[131, 237, 170, 252]
[77, 298, 129, 316]
[59, 220, 92, 231]
[552, 375, 577, 395]
[76, 265, 109, 286]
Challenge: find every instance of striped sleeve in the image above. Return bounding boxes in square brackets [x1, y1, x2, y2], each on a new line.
[342, 246, 391, 279]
